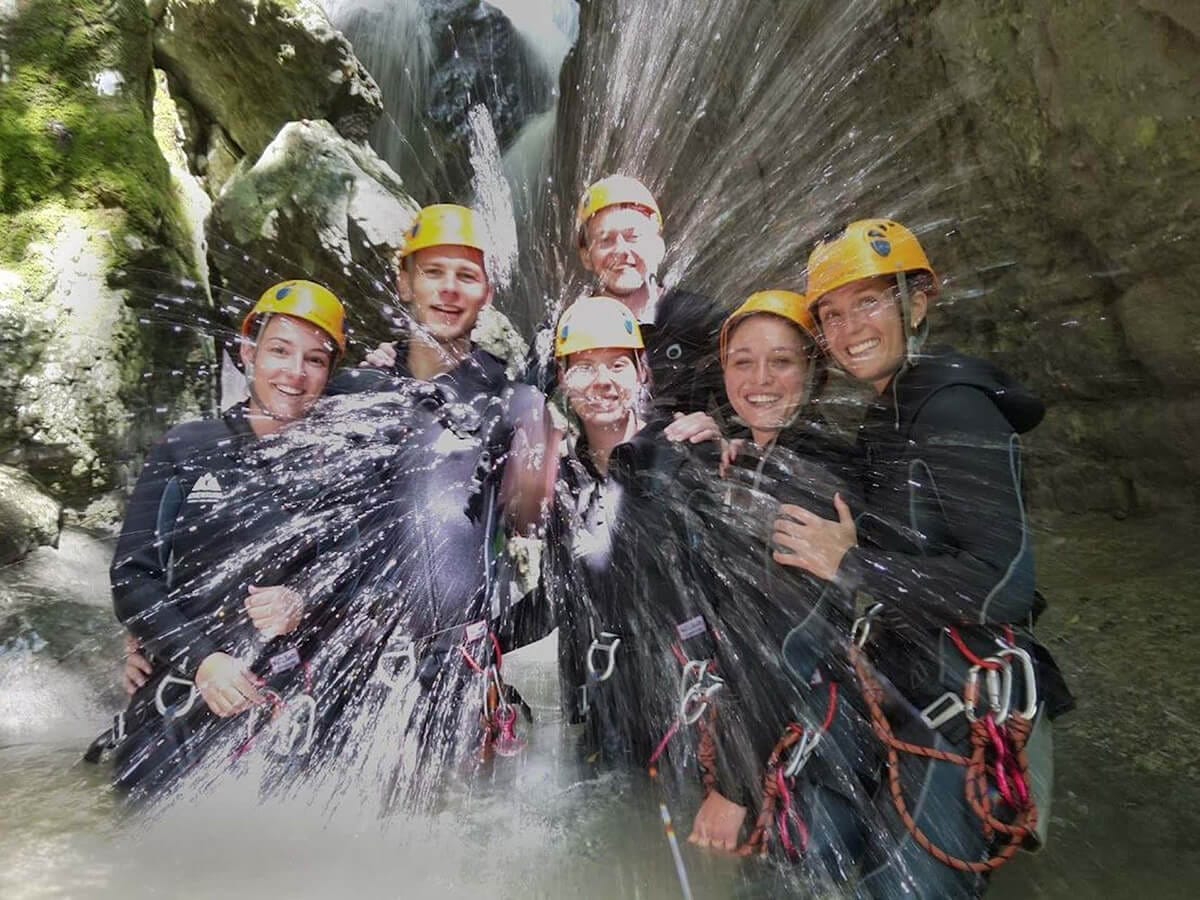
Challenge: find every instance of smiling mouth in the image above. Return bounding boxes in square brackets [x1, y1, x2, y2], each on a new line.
[273, 384, 304, 397]
[745, 394, 782, 407]
[847, 337, 880, 357]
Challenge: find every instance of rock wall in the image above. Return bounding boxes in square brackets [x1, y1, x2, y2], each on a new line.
[559, 0, 1200, 515]
[0, 0, 212, 516]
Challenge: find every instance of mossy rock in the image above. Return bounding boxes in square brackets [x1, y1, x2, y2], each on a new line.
[154, 0, 384, 162]
[0, 1, 212, 505]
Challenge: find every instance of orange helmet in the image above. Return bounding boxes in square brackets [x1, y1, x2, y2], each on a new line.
[805, 219, 938, 313]
[400, 204, 487, 259]
[242, 280, 347, 355]
[555, 296, 645, 358]
[720, 290, 816, 363]
[575, 175, 663, 246]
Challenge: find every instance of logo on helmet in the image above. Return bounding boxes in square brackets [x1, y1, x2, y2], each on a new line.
[866, 226, 891, 258]
[276, 286, 292, 300]
[560, 325, 570, 340]
[623, 318, 634, 334]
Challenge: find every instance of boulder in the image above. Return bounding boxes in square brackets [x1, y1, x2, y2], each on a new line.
[208, 117, 528, 369]
[0, 466, 61, 565]
[154, 0, 384, 163]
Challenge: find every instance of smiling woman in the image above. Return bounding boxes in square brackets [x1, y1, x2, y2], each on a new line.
[95, 280, 350, 800]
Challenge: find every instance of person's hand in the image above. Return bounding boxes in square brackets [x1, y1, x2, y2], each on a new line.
[664, 411, 721, 444]
[244, 584, 305, 639]
[360, 341, 397, 369]
[688, 790, 747, 852]
[194, 652, 264, 717]
[718, 438, 745, 478]
[772, 492, 857, 581]
[122, 634, 153, 696]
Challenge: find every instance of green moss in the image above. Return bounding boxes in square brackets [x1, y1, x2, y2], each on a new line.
[0, 0, 189, 271]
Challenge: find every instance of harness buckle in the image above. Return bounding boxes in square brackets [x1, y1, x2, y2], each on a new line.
[244, 691, 317, 759]
[920, 691, 966, 731]
[585, 632, 622, 682]
[154, 671, 198, 719]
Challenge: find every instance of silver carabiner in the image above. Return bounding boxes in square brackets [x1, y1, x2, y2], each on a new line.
[375, 636, 417, 689]
[281, 693, 317, 756]
[585, 632, 622, 682]
[783, 729, 822, 779]
[851, 603, 885, 648]
[154, 671, 198, 719]
[678, 661, 723, 725]
[996, 645, 1039, 720]
[983, 657, 1013, 725]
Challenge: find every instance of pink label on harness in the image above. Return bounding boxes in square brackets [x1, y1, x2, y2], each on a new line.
[676, 615, 707, 642]
[465, 620, 488, 643]
[269, 647, 301, 674]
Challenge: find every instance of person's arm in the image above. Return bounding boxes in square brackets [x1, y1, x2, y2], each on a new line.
[110, 437, 220, 677]
[837, 386, 1036, 627]
[500, 387, 562, 536]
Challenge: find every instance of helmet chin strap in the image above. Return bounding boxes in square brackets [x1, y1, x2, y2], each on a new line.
[896, 270, 928, 368]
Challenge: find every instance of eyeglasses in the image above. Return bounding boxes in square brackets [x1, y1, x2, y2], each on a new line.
[816, 287, 898, 331]
[562, 358, 636, 391]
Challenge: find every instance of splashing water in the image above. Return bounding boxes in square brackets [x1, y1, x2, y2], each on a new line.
[3, 1, 1199, 899]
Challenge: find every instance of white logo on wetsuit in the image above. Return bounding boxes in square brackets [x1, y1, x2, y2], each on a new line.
[187, 473, 224, 505]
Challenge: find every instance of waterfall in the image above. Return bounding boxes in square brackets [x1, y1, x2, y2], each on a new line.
[320, 0, 439, 200]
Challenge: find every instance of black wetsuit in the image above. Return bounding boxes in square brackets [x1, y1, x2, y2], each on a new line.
[319, 347, 547, 793]
[102, 403, 357, 797]
[540, 420, 723, 768]
[782, 347, 1071, 898]
[528, 287, 726, 415]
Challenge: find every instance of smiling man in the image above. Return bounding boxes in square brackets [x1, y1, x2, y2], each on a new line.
[321, 204, 556, 799]
[529, 176, 726, 423]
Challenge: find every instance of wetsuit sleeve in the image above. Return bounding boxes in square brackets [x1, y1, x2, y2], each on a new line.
[110, 438, 220, 677]
[837, 386, 1036, 627]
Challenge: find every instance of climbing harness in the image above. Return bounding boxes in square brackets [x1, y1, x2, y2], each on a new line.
[734, 681, 840, 859]
[232, 662, 318, 763]
[849, 610, 1040, 874]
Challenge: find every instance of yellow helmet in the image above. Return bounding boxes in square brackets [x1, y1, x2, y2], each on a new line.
[720, 290, 816, 363]
[400, 204, 487, 259]
[575, 175, 663, 246]
[805, 219, 938, 311]
[242, 280, 347, 354]
[555, 296, 645, 359]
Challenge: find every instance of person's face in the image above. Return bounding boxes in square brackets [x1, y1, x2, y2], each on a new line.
[240, 314, 335, 421]
[722, 315, 810, 441]
[398, 245, 492, 343]
[579, 206, 666, 297]
[813, 275, 927, 391]
[562, 347, 642, 430]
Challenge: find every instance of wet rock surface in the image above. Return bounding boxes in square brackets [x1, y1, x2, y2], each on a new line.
[560, 0, 1200, 516]
[206, 117, 420, 351]
[0, 0, 212, 505]
[0, 466, 61, 565]
[154, 0, 383, 163]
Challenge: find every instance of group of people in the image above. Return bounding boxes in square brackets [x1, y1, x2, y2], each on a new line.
[87, 175, 1072, 897]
